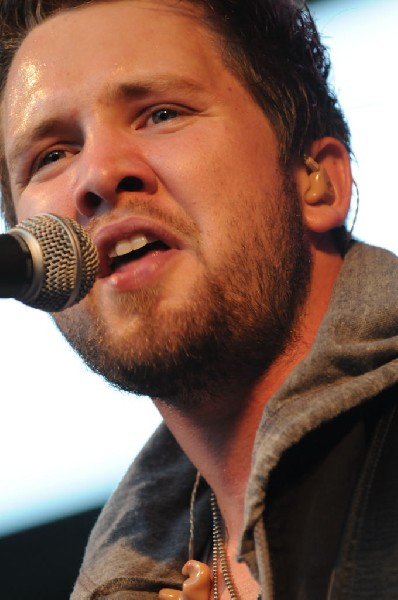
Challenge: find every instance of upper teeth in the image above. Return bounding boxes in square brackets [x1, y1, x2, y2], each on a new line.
[108, 233, 155, 258]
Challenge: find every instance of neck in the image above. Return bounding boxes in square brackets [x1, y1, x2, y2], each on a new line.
[154, 345, 308, 543]
[154, 244, 344, 542]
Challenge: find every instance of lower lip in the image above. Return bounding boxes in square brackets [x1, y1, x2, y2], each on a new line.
[100, 248, 179, 292]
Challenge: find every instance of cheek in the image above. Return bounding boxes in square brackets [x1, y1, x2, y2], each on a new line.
[150, 124, 276, 217]
[14, 176, 77, 222]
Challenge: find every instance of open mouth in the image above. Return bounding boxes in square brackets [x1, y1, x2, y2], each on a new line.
[107, 233, 170, 273]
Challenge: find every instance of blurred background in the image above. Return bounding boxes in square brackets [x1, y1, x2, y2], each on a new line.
[1, 0, 397, 597]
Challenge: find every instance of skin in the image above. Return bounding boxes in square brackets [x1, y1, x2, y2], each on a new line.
[2, 1, 352, 596]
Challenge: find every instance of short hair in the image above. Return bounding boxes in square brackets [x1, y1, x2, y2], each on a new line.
[0, 0, 351, 234]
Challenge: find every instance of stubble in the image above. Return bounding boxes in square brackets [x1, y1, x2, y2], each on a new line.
[54, 174, 312, 411]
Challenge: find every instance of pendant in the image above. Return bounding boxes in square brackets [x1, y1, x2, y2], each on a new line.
[159, 559, 212, 600]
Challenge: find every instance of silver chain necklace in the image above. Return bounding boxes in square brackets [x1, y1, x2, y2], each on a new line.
[190, 472, 261, 600]
[210, 490, 240, 600]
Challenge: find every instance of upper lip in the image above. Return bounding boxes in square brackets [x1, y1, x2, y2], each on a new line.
[92, 215, 183, 277]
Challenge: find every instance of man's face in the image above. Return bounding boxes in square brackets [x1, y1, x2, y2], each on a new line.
[2, 0, 311, 407]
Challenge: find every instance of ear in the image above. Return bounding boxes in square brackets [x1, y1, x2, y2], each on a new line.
[295, 137, 352, 234]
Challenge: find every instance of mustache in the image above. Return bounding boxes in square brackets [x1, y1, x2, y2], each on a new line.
[85, 198, 200, 242]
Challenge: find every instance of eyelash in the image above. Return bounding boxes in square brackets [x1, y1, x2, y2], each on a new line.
[38, 149, 70, 168]
[31, 146, 76, 177]
[141, 103, 195, 130]
[147, 107, 181, 125]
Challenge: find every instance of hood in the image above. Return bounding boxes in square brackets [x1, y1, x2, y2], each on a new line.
[241, 242, 398, 586]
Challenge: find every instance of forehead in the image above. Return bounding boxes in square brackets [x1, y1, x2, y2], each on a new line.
[3, 0, 225, 130]
[6, 0, 218, 81]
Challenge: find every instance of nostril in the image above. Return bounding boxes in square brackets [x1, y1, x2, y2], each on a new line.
[117, 176, 144, 192]
[84, 193, 102, 214]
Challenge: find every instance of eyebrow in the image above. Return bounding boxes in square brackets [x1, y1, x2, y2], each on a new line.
[7, 118, 71, 173]
[6, 76, 205, 172]
[101, 76, 205, 104]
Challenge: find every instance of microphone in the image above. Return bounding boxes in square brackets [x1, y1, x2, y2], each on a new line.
[0, 213, 99, 312]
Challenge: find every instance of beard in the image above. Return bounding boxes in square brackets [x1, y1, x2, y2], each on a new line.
[54, 174, 311, 411]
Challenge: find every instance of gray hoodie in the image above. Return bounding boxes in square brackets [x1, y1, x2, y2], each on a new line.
[71, 242, 398, 600]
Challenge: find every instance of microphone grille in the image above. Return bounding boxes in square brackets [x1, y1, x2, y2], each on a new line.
[12, 213, 99, 312]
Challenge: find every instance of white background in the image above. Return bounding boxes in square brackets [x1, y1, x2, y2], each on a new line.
[0, 0, 397, 536]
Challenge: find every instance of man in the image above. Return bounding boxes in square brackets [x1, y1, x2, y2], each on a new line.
[1, 0, 398, 598]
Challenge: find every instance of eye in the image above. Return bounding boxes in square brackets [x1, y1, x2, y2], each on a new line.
[38, 149, 69, 168]
[149, 108, 180, 125]
[32, 147, 76, 176]
[136, 104, 197, 131]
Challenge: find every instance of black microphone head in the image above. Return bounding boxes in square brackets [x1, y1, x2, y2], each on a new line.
[9, 213, 99, 312]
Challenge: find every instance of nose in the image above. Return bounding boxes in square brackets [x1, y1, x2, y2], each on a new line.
[73, 128, 158, 218]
